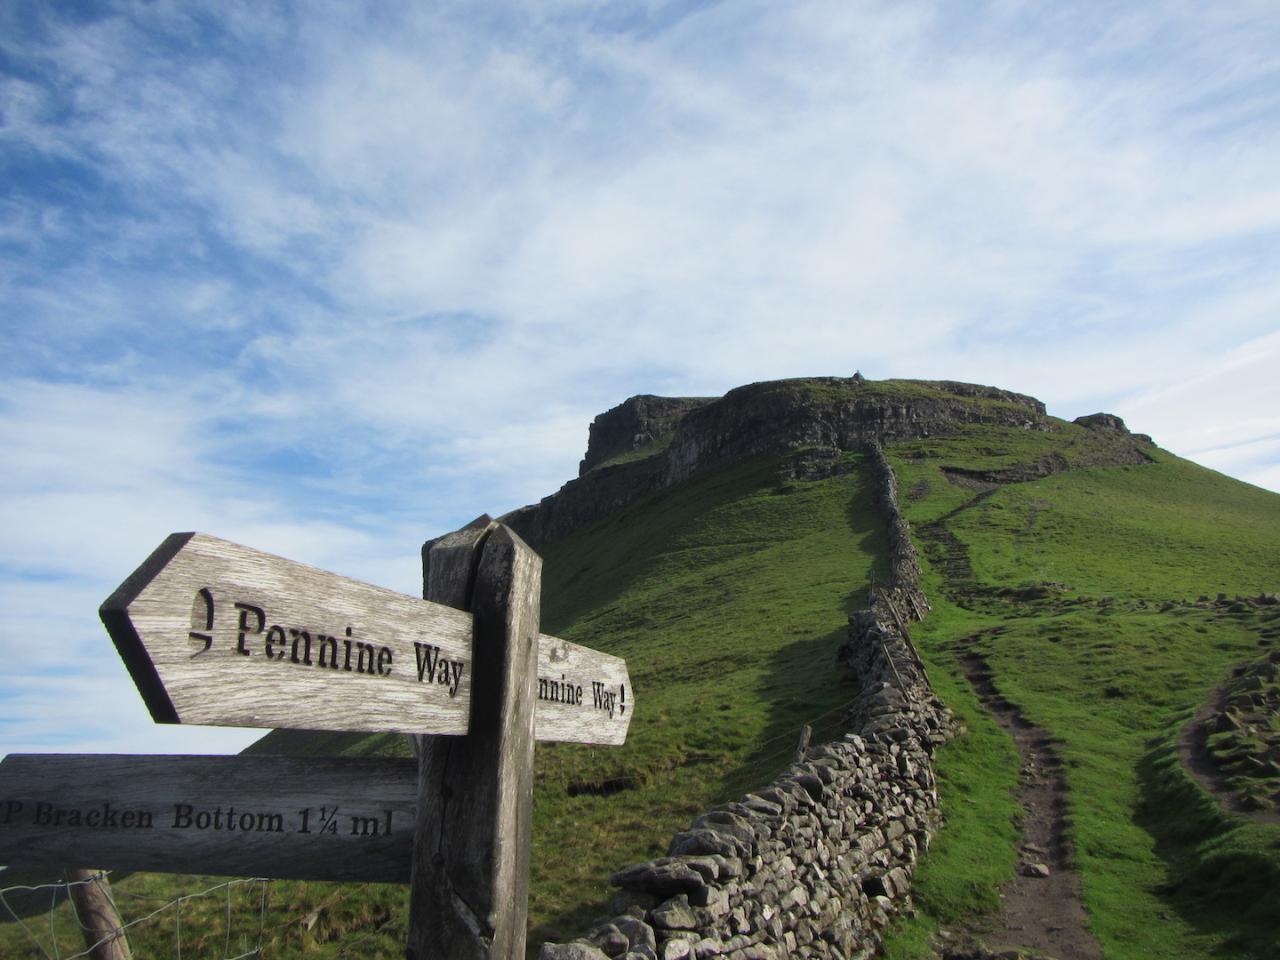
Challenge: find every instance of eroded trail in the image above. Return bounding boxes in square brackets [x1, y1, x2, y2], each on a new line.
[944, 640, 1102, 960]
[1178, 676, 1280, 827]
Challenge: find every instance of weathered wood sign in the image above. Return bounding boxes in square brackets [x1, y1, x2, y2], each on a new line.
[101, 532, 632, 744]
[408, 521, 539, 960]
[535, 631, 630, 745]
[0, 754, 417, 882]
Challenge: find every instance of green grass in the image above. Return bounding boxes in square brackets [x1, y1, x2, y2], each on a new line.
[946, 455, 1280, 600]
[882, 434, 1280, 960]
[0, 869, 411, 958]
[529, 452, 888, 941]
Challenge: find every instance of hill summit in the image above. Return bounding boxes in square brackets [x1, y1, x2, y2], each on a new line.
[507, 376, 1151, 547]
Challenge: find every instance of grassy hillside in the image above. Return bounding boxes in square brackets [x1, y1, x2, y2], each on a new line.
[882, 430, 1280, 960]
[6, 388, 1279, 960]
[530, 451, 888, 941]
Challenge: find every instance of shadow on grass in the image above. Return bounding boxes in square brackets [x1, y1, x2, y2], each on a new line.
[729, 460, 890, 794]
[1137, 739, 1280, 959]
[529, 461, 888, 950]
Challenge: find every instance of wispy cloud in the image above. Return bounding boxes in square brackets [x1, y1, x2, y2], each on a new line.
[3, 0, 1279, 755]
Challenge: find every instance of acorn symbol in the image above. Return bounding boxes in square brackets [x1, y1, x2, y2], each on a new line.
[190, 587, 214, 657]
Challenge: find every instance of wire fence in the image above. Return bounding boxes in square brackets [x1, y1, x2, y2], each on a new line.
[0, 698, 861, 959]
[0, 871, 271, 960]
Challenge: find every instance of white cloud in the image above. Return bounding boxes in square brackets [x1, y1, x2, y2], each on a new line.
[3, 0, 1280, 756]
[1116, 329, 1280, 457]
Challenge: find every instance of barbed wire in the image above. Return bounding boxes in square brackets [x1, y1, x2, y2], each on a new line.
[748, 698, 851, 755]
[1, 871, 271, 960]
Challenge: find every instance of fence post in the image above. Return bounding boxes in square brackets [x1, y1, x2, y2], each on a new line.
[406, 518, 541, 960]
[64, 869, 132, 960]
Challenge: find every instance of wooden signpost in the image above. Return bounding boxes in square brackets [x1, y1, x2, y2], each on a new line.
[0, 517, 632, 960]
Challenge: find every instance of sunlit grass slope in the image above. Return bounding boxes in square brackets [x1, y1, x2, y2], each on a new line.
[530, 451, 887, 941]
[882, 429, 1280, 960]
[899, 441, 1280, 599]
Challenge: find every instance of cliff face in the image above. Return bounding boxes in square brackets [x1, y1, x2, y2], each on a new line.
[505, 375, 1137, 547]
[663, 378, 1045, 486]
[579, 395, 715, 476]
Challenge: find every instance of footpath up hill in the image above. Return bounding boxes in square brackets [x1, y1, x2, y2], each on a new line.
[883, 427, 1280, 960]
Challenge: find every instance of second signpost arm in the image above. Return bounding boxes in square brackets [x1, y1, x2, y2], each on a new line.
[406, 518, 541, 960]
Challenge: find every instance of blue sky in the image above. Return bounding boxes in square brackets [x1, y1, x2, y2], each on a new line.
[2, 0, 1278, 757]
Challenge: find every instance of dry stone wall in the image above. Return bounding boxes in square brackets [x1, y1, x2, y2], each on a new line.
[540, 443, 956, 960]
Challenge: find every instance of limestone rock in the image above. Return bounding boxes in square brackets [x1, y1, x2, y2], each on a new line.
[611, 860, 707, 896]
[652, 895, 699, 931]
[615, 916, 658, 952]
[589, 922, 632, 958]
[540, 942, 611, 960]
[1072, 412, 1129, 434]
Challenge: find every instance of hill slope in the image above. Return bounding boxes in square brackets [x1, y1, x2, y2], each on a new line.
[885, 426, 1280, 960]
[4, 375, 1277, 960]
[513, 377, 1280, 960]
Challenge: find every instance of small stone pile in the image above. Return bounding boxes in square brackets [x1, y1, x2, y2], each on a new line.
[1204, 647, 1280, 812]
[540, 442, 956, 960]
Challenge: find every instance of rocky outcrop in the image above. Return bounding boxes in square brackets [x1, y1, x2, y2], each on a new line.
[1073, 412, 1154, 446]
[663, 379, 1045, 487]
[508, 377, 1051, 548]
[1202, 647, 1280, 813]
[1072, 412, 1129, 433]
[539, 437, 955, 960]
[505, 454, 673, 546]
[580, 396, 715, 476]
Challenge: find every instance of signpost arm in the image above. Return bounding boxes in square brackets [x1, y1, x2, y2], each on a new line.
[406, 521, 541, 960]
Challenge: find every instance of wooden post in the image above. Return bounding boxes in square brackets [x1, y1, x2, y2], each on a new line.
[64, 869, 132, 960]
[794, 724, 812, 763]
[406, 518, 541, 960]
